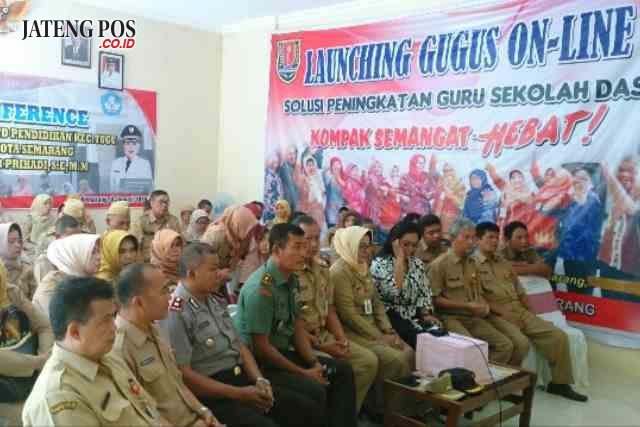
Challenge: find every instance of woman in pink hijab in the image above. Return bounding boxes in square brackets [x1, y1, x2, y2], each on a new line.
[342, 163, 366, 215]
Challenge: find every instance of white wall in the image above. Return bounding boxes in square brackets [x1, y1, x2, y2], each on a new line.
[2, 0, 221, 231]
[216, 0, 493, 202]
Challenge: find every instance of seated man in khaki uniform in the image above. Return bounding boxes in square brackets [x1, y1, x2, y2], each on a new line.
[292, 215, 377, 415]
[22, 277, 168, 426]
[113, 263, 223, 427]
[131, 190, 182, 262]
[499, 221, 552, 278]
[428, 218, 514, 364]
[105, 201, 131, 233]
[416, 214, 449, 267]
[473, 222, 587, 402]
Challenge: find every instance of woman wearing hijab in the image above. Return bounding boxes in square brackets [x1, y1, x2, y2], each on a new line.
[33, 234, 101, 317]
[0, 223, 37, 300]
[462, 169, 498, 224]
[555, 168, 604, 294]
[343, 163, 366, 214]
[399, 154, 439, 217]
[433, 163, 466, 234]
[486, 164, 535, 236]
[180, 205, 195, 231]
[270, 199, 291, 226]
[297, 154, 327, 230]
[531, 168, 573, 250]
[21, 195, 55, 258]
[96, 230, 139, 284]
[185, 209, 211, 242]
[370, 220, 441, 349]
[150, 229, 184, 289]
[324, 157, 347, 227]
[264, 151, 285, 222]
[0, 261, 53, 403]
[331, 226, 413, 419]
[200, 205, 259, 278]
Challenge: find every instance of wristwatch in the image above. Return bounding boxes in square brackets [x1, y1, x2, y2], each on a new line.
[256, 377, 271, 386]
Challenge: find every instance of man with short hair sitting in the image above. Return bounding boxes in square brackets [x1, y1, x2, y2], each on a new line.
[499, 221, 552, 278]
[161, 242, 322, 427]
[234, 223, 357, 427]
[22, 277, 167, 426]
[473, 222, 587, 402]
[113, 263, 223, 427]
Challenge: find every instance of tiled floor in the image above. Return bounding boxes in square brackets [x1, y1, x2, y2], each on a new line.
[360, 340, 640, 427]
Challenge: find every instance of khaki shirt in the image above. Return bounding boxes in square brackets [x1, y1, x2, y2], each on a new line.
[331, 258, 393, 342]
[296, 258, 334, 344]
[5, 259, 37, 300]
[113, 316, 206, 427]
[33, 253, 56, 286]
[22, 344, 161, 426]
[32, 271, 69, 319]
[472, 251, 527, 311]
[415, 240, 448, 267]
[498, 245, 543, 264]
[132, 212, 182, 262]
[34, 228, 56, 257]
[0, 285, 54, 377]
[428, 250, 483, 316]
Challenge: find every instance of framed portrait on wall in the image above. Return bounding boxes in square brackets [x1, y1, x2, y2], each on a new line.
[98, 52, 124, 91]
[61, 36, 92, 68]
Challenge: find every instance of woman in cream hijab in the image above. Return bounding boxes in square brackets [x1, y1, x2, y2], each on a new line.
[96, 230, 138, 284]
[33, 234, 101, 317]
[331, 226, 413, 419]
[21, 194, 55, 257]
[185, 209, 211, 242]
[0, 261, 53, 403]
[0, 223, 38, 299]
[150, 229, 184, 289]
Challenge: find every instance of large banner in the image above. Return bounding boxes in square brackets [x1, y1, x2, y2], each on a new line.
[0, 72, 157, 208]
[264, 0, 640, 346]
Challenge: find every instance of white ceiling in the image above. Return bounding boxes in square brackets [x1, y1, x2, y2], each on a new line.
[68, 0, 352, 32]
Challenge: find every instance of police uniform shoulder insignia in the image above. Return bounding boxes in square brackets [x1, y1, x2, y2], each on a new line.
[261, 273, 274, 287]
[188, 298, 200, 311]
[49, 401, 78, 414]
[169, 296, 184, 312]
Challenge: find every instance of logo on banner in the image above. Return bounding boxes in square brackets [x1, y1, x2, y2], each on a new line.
[0, 0, 30, 34]
[101, 91, 123, 116]
[276, 39, 301, 84]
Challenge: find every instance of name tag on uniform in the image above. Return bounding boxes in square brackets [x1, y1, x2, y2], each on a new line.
[363, 299, 373, 315]
[140, 356, 155, 367]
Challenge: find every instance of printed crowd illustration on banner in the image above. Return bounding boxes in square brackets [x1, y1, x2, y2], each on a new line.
[263, 0, 640, 346]
[0, 72, 157, 208]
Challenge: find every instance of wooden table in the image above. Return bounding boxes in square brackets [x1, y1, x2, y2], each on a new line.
[384, 368, 537, 427]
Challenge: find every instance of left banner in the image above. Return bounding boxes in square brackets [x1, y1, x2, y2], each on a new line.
[0, 72, 157, 208]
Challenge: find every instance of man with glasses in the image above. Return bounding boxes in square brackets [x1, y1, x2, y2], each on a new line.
[428, 218, 515, 364]
[132, 190, 182, 262]
[113, 263, 225, 426]
[110, 125, 153, 193]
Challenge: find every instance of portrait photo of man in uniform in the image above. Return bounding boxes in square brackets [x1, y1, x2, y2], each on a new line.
[61, 36, 91, 68]
[110, 124, 154, 194]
